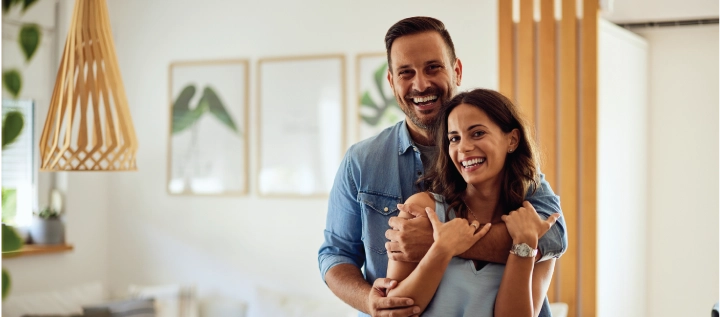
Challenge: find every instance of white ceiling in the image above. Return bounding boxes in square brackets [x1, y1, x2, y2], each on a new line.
[601, 0, 719, 23]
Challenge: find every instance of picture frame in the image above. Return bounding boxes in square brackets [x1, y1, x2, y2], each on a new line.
[167, 59, 249, 196]
[256, 54, 346, 197]
[356, 53, 404, 142]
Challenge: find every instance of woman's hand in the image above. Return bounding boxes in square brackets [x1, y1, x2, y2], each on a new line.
[501, 201, 560, 246]
[425, 207, 490, 256]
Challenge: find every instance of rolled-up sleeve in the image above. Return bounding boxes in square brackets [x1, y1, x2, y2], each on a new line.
[318, 152, 366, 283]
[527, 173, 568, 262]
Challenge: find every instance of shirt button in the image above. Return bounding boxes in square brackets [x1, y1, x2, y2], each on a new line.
[417, 171, 422, 176]
[384, 207, 389, 212]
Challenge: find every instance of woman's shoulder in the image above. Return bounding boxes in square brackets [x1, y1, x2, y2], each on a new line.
[405, 192, 444, 207]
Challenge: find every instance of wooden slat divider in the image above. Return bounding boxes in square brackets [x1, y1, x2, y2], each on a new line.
[517, 0, 535, 118]
[558, 0, 579, 316]
[537, 0, 559, 303]
[580, 0, 598, 316]
[499, 0, 514, 98]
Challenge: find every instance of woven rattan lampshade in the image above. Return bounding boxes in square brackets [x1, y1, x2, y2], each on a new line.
[40, 0, 137, 171]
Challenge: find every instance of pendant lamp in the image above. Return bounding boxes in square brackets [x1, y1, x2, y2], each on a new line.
[40, 0, 137, 171]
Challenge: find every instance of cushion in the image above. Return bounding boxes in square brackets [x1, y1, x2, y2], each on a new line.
[82, 298, 155, 317]
[128, 284, 198, 317]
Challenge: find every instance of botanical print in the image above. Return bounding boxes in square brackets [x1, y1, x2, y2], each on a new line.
[358, 55, 404, 141]
[168, 61, 247, 195]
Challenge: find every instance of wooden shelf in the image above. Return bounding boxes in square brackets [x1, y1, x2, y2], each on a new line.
[3, 244, 74, 258]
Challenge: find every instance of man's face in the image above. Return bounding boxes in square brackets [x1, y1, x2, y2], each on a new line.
[387, 31, 462, 130]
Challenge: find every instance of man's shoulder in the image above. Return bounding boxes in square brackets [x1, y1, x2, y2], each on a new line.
[346, 122, 403, 162]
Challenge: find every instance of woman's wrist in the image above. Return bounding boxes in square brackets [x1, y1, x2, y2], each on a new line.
[429, 242, 455, 259]
[512, 234, 538, 249]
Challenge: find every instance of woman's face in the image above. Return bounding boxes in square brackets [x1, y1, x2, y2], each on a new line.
[447, 103, 518, 187]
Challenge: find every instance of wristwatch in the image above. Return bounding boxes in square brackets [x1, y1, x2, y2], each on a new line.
[510, 243, 538, 258]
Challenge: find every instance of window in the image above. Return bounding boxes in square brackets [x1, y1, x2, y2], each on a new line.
[2, 99, 36, 227]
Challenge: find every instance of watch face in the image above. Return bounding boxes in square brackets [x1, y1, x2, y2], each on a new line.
[513, 243, 534, 257]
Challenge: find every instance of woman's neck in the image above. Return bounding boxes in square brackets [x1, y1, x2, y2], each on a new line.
[463, 180, 503, 221]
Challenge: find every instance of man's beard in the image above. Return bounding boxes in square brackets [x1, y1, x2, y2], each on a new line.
[397, 88, 451, 131]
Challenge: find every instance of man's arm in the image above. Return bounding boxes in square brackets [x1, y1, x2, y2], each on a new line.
[386, 173, 566, 264]
[319, 152, 419, 316]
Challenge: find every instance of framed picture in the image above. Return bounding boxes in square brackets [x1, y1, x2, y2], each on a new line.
[356, 53, 404, 141]
[257, 54, 346, 197]
[167, 59, 249, 195]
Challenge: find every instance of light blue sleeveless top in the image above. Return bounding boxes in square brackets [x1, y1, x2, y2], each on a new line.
[422, 193, 505, 317]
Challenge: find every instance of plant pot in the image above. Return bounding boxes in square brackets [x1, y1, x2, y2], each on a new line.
[29, 217, 65, 245]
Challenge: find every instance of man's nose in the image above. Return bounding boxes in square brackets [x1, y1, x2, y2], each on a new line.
[412, 73, 432, 92]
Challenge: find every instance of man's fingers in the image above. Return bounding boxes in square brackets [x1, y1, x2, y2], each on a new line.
[385, 228, 401, 241]
[546, 213, 561, 226]
[385, 241, 401, 253]
[372, 278, 398, 290]
[376, 305, 421, 317]
[398, 203, 428, 218]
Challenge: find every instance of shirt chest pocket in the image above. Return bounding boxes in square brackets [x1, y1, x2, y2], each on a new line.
[359, 192, 401, 255]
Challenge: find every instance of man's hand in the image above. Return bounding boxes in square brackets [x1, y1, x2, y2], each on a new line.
[368, 278, 420, 317]
[385, 203, 434, 262]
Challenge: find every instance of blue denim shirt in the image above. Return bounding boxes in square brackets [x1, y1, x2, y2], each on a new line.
[318, 121, 567, 316]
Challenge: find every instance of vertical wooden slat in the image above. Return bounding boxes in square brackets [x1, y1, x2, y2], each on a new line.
[559, 0, 579, 316]
[580, 0, 598, 316]
[517, 0, 535, 119]
[538, 0, 559, 303]
[499, 0, 514, 98]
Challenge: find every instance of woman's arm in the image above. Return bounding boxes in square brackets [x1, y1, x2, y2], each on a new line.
[494, 201, 560, 317]
[387, 193, 489, 313]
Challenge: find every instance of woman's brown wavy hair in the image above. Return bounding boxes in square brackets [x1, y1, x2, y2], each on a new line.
[419, 89, 541, 219]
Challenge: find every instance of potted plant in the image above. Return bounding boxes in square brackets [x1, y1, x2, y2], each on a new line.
[29, 206, 64, 245]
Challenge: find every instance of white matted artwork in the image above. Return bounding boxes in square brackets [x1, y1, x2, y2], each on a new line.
[257, 55, 345, 197]
[357, 53, 404, 142]
[167, 60, 248, 195]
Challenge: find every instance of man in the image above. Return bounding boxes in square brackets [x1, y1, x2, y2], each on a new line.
[318, 16, 567, 317]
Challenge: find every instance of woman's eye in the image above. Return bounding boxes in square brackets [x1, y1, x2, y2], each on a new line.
[473, 131, 486, 137]
[449, 136, 459, 142]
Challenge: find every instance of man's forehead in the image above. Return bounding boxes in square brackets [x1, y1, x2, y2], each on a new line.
[389, 32, 450, 67]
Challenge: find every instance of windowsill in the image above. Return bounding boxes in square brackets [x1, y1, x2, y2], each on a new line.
[2, 244, 74, 258]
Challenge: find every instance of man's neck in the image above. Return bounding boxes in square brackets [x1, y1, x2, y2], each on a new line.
[405, 118, 434, 146]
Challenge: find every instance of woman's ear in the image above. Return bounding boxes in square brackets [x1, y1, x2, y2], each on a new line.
[508, 129, 520, 150]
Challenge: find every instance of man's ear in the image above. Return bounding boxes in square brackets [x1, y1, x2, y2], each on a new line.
[509, 128, 520, 149]
[387, 69, 394, 90]
[454, 58, 463, 86]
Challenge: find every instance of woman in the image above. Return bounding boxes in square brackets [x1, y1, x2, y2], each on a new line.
[386, 89, 559, 316]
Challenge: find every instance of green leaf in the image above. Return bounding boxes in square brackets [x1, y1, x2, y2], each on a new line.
[21, 0, 37, 12]
[2, 111, 24, 149]
[360, 91, 378, 109]
[2, 224, 23, 252]
[373, 62, 388, 101]
[2, 0, 20, 13]
[360, 114, 376, 126]
[172, 99, 207, 134]
[203, 86, 238, 134]
[171, 85, 202, 134]
[2, 268, 10, 300]
[2, 188, 17, 223]
[2, 70, 22, 98]
[18, 24, 41, 62]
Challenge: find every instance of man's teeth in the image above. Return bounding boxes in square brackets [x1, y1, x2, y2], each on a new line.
[413, 95, 438, 103]
[462, 158, 485, 167]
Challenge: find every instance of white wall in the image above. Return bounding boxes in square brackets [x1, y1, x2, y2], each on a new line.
[3, 0, 110, 297]
[597, 20, 648, 317]
[101, 0, 498, 306]
[636, 24, 719, 316]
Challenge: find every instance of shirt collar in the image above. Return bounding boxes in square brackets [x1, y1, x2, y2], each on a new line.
[397, 120, 416, 155]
